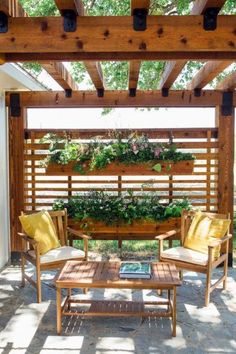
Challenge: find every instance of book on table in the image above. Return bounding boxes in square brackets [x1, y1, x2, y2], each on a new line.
[119, 262, 151, 279]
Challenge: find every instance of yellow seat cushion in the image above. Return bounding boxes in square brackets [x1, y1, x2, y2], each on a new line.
[184, 211, 230, 258]
[19, 210, 60, 255]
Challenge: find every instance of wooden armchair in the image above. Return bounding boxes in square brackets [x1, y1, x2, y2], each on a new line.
[156, 210, 232, 307]
[18, 209, 91, 303]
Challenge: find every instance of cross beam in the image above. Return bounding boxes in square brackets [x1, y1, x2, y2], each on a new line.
[187, 61, 233, 89]
[159, 0, 227, 89]
[5, 90, 236, 108]
[1, 16, 235, 61]
[216, 72, 236, 90]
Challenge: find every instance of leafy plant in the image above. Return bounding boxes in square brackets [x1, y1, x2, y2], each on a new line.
[53, 191, 191, 226]
[40, 132, 195, 173]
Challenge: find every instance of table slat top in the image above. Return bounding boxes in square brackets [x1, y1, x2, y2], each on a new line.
[55, 261, 181, 289]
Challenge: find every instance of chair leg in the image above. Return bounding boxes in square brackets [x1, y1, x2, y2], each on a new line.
[21, 252, 26, 287]
[36, 266, 42, 303]
[223, 255, 228, 290]
[205, 266, 212, 307]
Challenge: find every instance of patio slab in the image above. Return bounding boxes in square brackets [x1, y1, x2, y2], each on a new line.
[0, 263, 235, 354]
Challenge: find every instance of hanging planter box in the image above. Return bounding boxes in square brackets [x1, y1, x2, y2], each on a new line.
[68, 217, 181, 241]
[45, 160, 194, 176]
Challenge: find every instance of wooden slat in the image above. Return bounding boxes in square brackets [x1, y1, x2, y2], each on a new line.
[187, 61, 232, 90]
[1, 16, 236, 62]
[41, 62, 78, 91]
[6, 91, 236, 109]
[216, 71, 236, 90]
[159, 0, 227, 89]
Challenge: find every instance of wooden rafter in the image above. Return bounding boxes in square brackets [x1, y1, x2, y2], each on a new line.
[41, 62, 78, 90]
[216, 72, 236, 90]
[159, 0, 227, 89]
[128, 0, 150, 92]
[187, 61, 232, 89]
[55, 0, 105, 91]
[6, 90, 236, 108]
[1, 16, 236, 62]
[0, 0, 25, 17]
[3, 0, 78, 91]
[54, 0, 85, 15]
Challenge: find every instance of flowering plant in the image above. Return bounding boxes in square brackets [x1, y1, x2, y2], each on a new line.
[40, 132, 195, 173]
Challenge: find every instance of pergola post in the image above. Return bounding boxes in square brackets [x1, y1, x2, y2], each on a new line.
[216, 101, 235, 266]
[9, 96, 25, 256]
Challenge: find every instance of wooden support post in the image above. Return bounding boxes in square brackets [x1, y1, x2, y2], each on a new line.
[216, 105, 234, 266]
[9, 104, 25, 253]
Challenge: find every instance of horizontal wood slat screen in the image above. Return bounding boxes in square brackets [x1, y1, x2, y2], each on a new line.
[23, 128, 219, 214]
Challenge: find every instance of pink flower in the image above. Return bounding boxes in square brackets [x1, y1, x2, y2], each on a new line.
[154, 147, 162, 158]
[132, 144, 139, 154]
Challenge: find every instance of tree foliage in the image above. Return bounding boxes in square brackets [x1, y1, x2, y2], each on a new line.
[19, 0, 236, 92]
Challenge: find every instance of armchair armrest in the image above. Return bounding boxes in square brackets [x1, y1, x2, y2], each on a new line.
[67, 227, 92, 240]
[208, 234, 232, 248]
[155, 229, 180, 241]
[18, 232, 38, 247]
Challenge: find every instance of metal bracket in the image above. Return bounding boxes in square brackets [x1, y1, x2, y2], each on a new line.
[162, 88, 169, 97]
[194, 88, 201, 97]
[129, 88, 136, 97]
[133, 8, 147, 31]
[221, 91, 233, 116]
[10, 93, 21, 117]
[203, 7, 220, 31]
[65, 89, 72, 98]
[62, 10, 77, 32]
[0, 11, 8, 33]
[97, 88, 104, 97]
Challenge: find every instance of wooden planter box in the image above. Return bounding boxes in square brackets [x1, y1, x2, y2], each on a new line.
[46, 160, 194, 176]
[68, 217, 181, 241]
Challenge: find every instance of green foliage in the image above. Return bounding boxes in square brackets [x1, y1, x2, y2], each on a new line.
[40, 132, 195, 173]
[53, 191, 191, 226]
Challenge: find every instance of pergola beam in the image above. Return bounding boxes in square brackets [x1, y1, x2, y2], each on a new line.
[128, 0, 150, 92]
[3, 0, 78, 91]
[159, 0, 227, 89]
[6, 90, 236, 108]
[0, 0, 25, 17]
[41, 62, 78, 90]
[0, 16, 236, 61]
[187, 61, 233, 89]
[55, 0, 105, 91]
[216, 72, 236, 90]
[54, 0, 85, 15]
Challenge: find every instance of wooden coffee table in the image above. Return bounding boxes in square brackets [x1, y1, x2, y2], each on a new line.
[55, 261, 182, 336]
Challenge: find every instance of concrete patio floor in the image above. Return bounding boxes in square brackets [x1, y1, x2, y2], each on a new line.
[0, 260, 236, 354]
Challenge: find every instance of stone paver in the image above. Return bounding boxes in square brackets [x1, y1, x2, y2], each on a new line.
[0, 264, 236, 354]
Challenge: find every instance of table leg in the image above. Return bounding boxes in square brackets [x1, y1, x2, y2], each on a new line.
[172, 286, 177, 337]
[56, 287, 62, 335]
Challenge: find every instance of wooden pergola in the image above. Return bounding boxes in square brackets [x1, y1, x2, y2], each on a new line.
[1, 0, 235, 265]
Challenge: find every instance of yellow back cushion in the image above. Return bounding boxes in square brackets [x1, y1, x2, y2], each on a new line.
[184, 211, 230, 258]
[19, 210, 60, 255]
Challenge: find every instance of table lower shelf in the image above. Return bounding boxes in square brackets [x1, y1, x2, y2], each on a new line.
[62, 298, 173, 318]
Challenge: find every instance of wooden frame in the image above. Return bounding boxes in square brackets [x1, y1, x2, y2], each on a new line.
[156, 210, 232, 306]
[19, 209, 91, 303]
